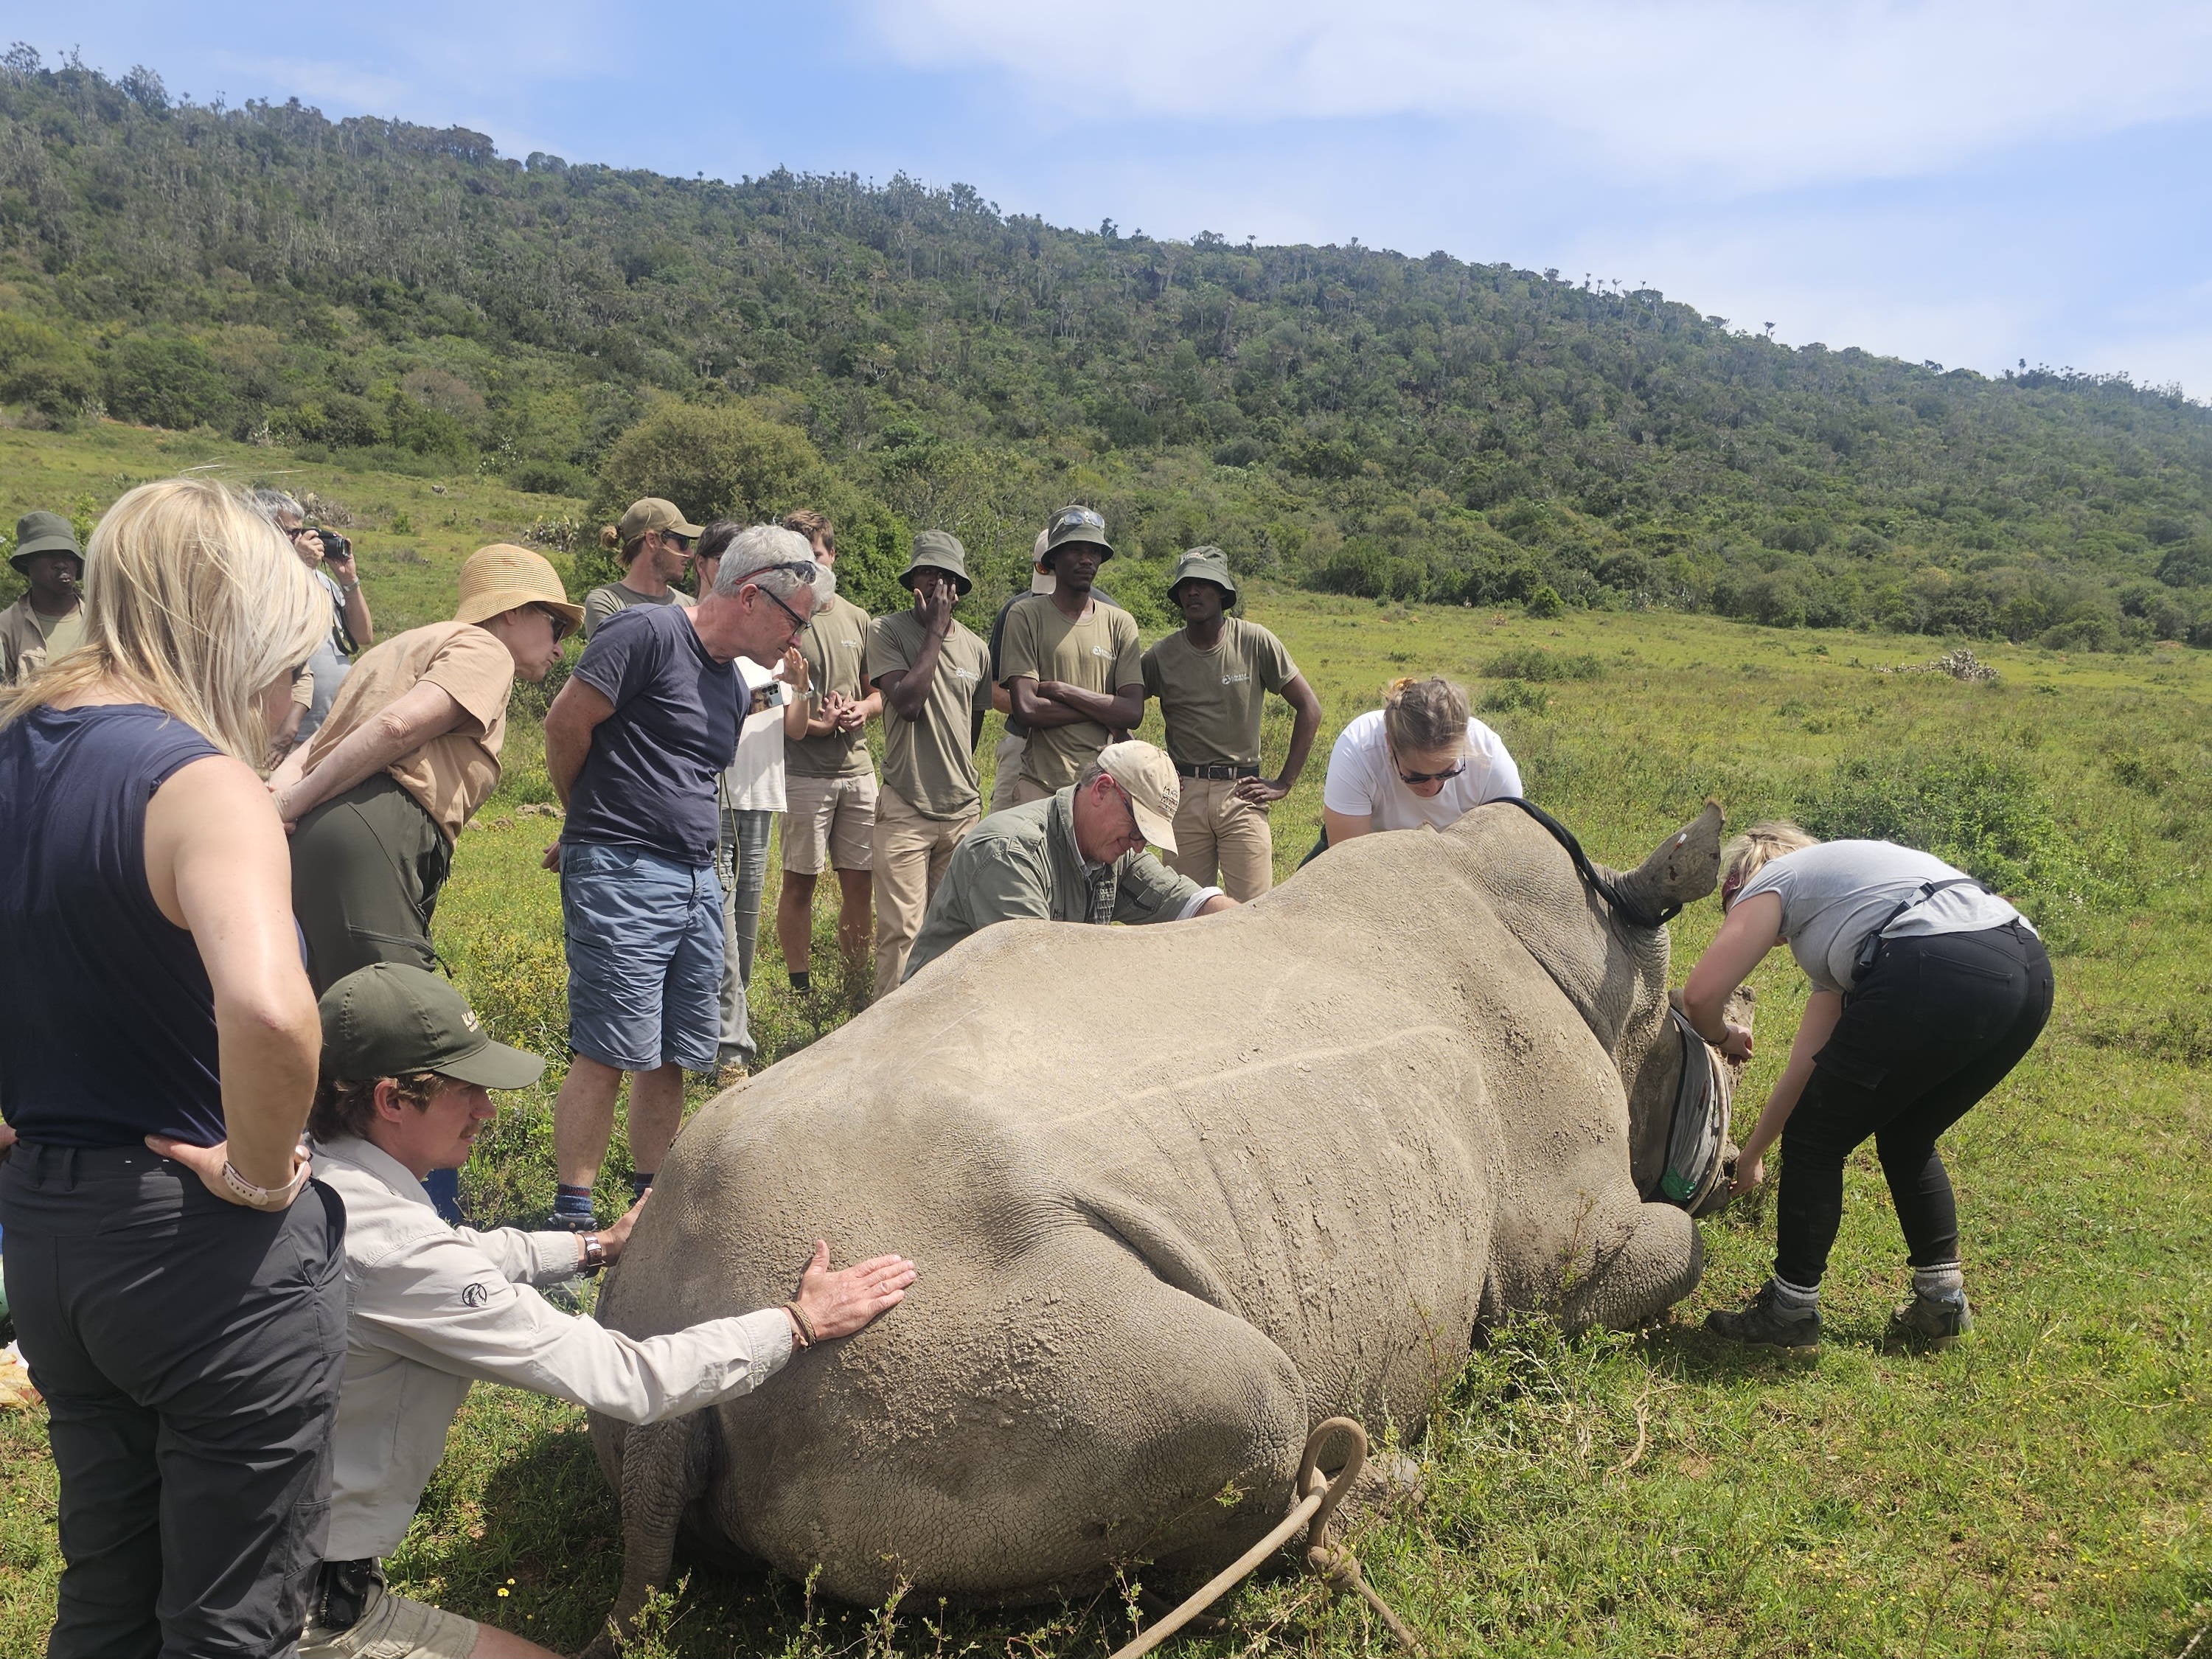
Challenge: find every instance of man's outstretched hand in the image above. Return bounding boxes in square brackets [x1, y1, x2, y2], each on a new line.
[791, 1239, 917, 1341]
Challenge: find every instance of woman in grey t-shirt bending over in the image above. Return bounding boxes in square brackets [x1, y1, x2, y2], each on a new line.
[1680, 824, 2051, 1355]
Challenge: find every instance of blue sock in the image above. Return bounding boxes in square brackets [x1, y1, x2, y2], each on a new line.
[552, 1183, 595, 1225]
[631, 1171, 654, 1201]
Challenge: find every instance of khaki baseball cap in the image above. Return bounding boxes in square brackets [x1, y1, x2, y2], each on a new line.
[319, 964, 546, 1090]
[1029, 527, 1055, 594]
[616, 498, 703, 543]
[1042, 504, 1113, 564]
[11, 509, 80, 573]
[1168, 546, 1237, 607]
[454, 543, 585, 633]
[902, 529, 973, 595]
[1097, 740, 1181, 853]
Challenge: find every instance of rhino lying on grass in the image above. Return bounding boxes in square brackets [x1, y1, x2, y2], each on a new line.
[588, 800, 1733, 1631]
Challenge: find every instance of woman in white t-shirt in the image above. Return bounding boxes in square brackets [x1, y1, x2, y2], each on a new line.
[1318, 675, 1523, 848]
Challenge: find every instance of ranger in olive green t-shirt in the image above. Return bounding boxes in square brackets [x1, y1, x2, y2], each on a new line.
[787, 591, 877, 782]
[998, 507, 1144, 797]
[1138, 546, 1324, 902]
[868, 608, 993, 818]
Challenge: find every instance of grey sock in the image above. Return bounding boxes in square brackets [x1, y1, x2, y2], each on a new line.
[1768, 1275, 1821, 1315]
[1913, 1262, 1966, 1302]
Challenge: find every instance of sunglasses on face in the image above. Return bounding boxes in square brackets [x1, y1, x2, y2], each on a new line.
[660, 532, 695, 552]
[1395, 757, 1467, 786]
[534, 604, 575, 643]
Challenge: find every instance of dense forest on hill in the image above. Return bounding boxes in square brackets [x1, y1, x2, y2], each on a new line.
[1, 47, 2210, 645]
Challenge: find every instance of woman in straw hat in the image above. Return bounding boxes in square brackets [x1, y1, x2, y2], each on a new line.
[0, 478, 342, 1656]
[274, 541, 580, 989]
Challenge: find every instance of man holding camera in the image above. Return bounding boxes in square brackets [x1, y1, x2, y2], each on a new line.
[251, 487, 375, 749]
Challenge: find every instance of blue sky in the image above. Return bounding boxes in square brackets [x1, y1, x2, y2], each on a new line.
[31, 1, 2212, 395]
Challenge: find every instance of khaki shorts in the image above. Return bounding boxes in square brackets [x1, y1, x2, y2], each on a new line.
[782, 771, 877, 874]
[300, 1581, 478, 1659]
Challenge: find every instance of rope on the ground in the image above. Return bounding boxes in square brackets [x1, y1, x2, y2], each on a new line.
[1105, 1417, 1423, 1659]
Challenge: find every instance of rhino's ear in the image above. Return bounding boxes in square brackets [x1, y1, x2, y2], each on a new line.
[1612, 799, 1724, 917]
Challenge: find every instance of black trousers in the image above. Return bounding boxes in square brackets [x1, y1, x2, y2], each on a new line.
[1, 1144, 346, 1659]
[289, 773, 451, 995]
[1775, 921, 2053, 1287]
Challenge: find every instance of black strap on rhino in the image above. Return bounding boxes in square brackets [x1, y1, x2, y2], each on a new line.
[1652, 1006, 1731, 1214]
[1495, 796, 1682, 930]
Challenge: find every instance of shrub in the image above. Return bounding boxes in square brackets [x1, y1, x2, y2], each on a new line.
[594, 401, 833, 532]
[1480, 681, 1549, 714]
[1525, 585, 1564, 619]
[104, 335, 232, 430]
[1481, 647, 1604, 682]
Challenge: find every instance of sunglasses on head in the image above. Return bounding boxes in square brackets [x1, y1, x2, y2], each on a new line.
[1050, 507, 1105, 535]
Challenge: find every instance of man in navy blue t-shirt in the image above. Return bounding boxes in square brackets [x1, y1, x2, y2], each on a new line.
[541, 525, 830, 1227]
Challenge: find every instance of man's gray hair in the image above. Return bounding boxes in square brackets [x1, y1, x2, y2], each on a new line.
[710, 524, 836, 608]
[245, 486, 305, 524]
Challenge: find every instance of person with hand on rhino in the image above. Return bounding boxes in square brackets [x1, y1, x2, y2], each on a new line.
[865, 531, 995, 998]
[303, 962, 915, 1659]
[1312, 674, 1521, 860]
[1141, 546, 1322, 901]
[902, 738, 1236, 984]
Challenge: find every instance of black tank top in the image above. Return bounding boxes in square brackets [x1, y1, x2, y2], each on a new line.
[0, 705, 226, 1147]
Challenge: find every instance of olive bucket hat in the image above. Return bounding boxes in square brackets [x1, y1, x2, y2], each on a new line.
[1042, 504, 1114, 565]
[10, 509, 80, 574]
[318, 963, 546, 1090]
[1167, 545, 1237, 608]
[900, 529, 973, 596]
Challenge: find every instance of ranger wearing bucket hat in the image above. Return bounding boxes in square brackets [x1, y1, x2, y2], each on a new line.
[1, 509, 85, 686]
[863, 530, 997, 997]
[901, 739, 1237, 984]
[304, 961, 921, 1659]
[1141, 546, 1324, 902]
[582, 496, 703, 639]
[272, 541, 582, 1203]
[996, 504, 1145, 806]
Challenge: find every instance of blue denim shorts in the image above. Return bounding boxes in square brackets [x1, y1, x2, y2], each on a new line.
[560, 842, 724, 1074]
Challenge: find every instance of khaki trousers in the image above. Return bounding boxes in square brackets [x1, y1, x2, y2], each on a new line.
[1011, 773, 1054, 807]
[987, 732, 1026, 814]
[872, 782, 977, 1001]
[1164, 774, 1275, 901]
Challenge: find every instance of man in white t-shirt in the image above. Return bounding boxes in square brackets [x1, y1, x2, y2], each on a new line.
[1319, 676, 1521, 849]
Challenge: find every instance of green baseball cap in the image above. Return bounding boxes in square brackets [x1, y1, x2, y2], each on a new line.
[1042, 504, 1114, 564]
[1168, 546, 1237, 607]
[901, 529, 973, 595]
[318, 964, 546, 1089]
[11, 510, 81, 574]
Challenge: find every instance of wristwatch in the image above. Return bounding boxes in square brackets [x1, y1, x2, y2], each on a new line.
[579, 1233, 606, 1275]
[221, 1152, 313, 1211]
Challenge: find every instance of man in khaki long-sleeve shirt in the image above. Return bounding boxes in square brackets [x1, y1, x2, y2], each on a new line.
[303, 964, 915, 1658]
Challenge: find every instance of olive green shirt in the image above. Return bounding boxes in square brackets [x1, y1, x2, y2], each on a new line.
[580, 581, 692, 640]
[902, 788, 1206, 984]
[866, 611, 992, 820]
[1140, 619, 1301, 768]
[997, 598, 1144, 790]
[787, 593, 876, 780]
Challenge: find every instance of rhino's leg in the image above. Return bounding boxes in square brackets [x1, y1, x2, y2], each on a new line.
[582, 1413, 715, 1659]
[1557, 1199, 1704, 1331]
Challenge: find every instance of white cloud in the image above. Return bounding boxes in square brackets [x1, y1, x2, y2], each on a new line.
[860, 0, 2212, 190]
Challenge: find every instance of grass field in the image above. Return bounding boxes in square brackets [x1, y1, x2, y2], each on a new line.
[1, 428, 2209, 1658]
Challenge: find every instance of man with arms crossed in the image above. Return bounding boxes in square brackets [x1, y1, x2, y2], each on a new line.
[865, 532, 994, 998]
[997, 505, 1142, 807]
[776, 508, 877, 994]
[302, 962, 914, 1658]
[541, 526, 829, 1231]
[1141, 546, 1323, 902]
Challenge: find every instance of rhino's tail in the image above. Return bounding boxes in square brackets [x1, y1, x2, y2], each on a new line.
[582, 1412, 716, 1659]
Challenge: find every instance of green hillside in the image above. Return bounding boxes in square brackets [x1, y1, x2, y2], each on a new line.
[1, 46, 2210, 647]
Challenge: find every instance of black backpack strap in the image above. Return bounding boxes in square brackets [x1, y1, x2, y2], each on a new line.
[1495, 796, 1680, 931]
[1850, 876, 1985, 978]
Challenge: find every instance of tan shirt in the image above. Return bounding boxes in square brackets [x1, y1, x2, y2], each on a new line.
[787, 592, 875, 780]
[0, 597, 83, 686]
[1141, 619, 1300, 768]
[581, 580, 692, 640]
[866, 611, 992, 820]
[302, 622, 515, 842]
[998, 598, 1143, 790]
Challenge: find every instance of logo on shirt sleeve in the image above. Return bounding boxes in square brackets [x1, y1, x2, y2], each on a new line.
[460, 1281, 492, 1309]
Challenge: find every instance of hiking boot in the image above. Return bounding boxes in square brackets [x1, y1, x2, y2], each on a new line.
[1705, 1283, 1820, 1356]
[1885, 1292, 1972, 1352]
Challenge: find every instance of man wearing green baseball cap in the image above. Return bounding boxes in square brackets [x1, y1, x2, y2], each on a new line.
[304, 964, 915, 1659]
[1, 509, 85, 686]
[864, 530, 995, 998]
[901, 739, 1237, 984]
[1141, 546, 1323, 902]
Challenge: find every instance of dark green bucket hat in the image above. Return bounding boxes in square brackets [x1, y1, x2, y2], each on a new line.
[1168, 545, 1237, 607]
[901, 529, 973, 596]
[318, 963, 546, 1090]
[1042, 504, 1113, 564]
[11, 510, 81, 574]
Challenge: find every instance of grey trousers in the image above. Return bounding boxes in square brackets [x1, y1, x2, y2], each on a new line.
[1, 1142, 346, 1659]
[716, 807, 774, 1065]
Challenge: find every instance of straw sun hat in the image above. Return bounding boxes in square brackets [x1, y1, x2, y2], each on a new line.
[453, 543, 585, 634]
